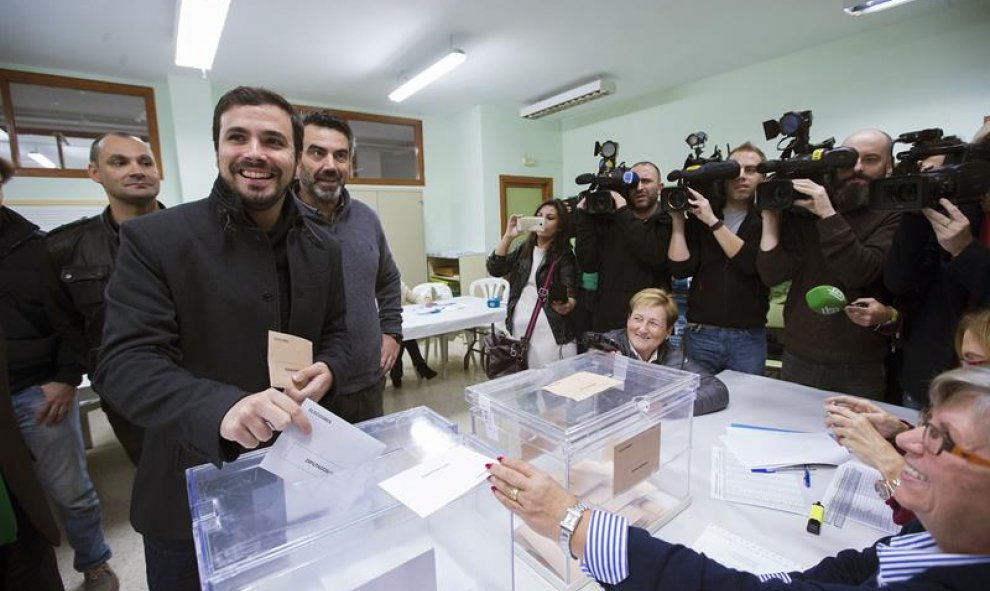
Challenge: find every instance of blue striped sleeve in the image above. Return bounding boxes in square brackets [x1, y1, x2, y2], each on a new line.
[579, 509, 629, 585]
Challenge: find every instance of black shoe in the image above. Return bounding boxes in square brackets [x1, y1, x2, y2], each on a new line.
[391, 376, 402, 388]
[416, 365, 438, 380]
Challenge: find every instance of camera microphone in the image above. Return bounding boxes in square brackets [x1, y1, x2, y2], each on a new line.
[667, 160, 740, 182]
[805, 285, 848, 315]
[575, 173, 597, 185]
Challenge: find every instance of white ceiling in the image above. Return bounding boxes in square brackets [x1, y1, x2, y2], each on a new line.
[0, 0, 962, 119]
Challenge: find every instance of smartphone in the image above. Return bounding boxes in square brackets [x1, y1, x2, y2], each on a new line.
[517, 216, 545, 232]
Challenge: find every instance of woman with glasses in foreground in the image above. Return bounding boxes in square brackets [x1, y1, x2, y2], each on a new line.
[487, 366, 990, 590]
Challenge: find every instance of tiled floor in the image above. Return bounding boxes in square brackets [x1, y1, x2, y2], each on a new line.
[56, 338, 488, 590]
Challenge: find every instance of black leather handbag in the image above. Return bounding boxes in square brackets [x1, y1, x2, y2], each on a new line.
[483, 256, 559, 379]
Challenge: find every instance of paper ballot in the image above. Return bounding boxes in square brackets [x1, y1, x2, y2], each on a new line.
[260, 399, 385, 483]
[267, 330, 313, 389]
[378, 445, 495, 518]
[692, 524, 803, 574]
[721, 426, 849, 470]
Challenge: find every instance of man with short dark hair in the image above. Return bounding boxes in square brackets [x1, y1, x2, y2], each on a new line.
[47, 132, 164, 464]
[573, 161, 672, 332]
[668, 142, 770, 375]
[758, 129, 902, 399]
[95, 87, 349, 591]
[1, 158, 118, 590]
[295, 110, 401, 422]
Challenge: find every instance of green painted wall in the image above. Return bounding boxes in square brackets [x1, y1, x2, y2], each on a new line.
[561, 2, 990, 196]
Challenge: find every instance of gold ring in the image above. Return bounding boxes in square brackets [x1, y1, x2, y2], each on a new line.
[508, 486, 519, 502]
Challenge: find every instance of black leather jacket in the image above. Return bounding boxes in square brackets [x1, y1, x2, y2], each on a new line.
[486, 244, 578, 344]
[46, 204, 163, 371]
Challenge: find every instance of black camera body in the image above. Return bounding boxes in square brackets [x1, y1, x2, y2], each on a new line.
[755, 147, 859, 211]
[754, 109, 854, 211]
[868, 128, 990, 211]
[661, 132, 738, 212]
[575, 140, 640, 215]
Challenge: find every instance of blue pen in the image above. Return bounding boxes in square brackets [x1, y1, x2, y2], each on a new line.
[804, 468, 811, 488]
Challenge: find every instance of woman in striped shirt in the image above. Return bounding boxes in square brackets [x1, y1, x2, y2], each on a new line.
[487, 366, 990, 590]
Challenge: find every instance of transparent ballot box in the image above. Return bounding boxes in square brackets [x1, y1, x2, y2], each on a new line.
[186, 406, 514, 591]
[466, 351, 698, 590]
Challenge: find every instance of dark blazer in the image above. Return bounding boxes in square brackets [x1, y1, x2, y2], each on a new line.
[95, 178, 349, 540]
[574, 207, 672, 332]
[599, 526, 990, 590]
[0, 324, 61, 547]
[883, 207, 988, 404]
[598, 328, 729, 416]
[487, 244, 578, 344]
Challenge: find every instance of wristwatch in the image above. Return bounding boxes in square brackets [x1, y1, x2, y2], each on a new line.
[874, 478, 900, 501]
[559, 502, 589, 559]
[708, 219, 725, 232]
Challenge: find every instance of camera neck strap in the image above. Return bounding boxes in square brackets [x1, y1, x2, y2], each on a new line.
[522, 255, 560, 343]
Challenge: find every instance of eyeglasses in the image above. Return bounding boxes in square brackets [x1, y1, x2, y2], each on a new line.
[919, 420, 990, 469]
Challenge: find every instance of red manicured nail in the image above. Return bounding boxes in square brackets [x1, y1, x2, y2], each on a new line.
[484, 463, 493, 469]
[490, 485, 497, 492]
[497, 456, 504, 462]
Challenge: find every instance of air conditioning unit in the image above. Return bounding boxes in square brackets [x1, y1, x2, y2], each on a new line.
[520, 79, 616, 120]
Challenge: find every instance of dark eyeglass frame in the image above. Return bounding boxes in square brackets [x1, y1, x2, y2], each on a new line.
[920, 420, 990, 469]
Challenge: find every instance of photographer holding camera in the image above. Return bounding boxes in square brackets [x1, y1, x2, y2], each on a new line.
[573, 160, 672, 332]
[879, 124, 990, 406]
[667, 142, 770, 375]
[758, 129, 902, 400]
[487, 199, 579, 368]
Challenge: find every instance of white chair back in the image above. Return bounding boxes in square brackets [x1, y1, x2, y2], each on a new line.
[411, 282, 454, 304]
[469, 278, 510, 303]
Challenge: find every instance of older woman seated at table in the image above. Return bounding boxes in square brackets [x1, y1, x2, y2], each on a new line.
[825, 308, 990, 523]
[585, 287, 728, 416]
[487, 366, 990, 590]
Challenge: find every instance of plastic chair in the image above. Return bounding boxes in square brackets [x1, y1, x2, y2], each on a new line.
[463, 278, 510, 370]
[411, 282, 455, 370]
[411, 282, 454, 304]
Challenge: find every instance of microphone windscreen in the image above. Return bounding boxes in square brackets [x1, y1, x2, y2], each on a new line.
[805, 285, 847, 315]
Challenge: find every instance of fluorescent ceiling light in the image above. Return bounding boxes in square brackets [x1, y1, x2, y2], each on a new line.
[175, 0, 231, 70]
[843, 0, 919, 16]
[520, 79, 616, 119]
[0, 128, 8, 141]
[28, 152, 57, 169]
[389, 50, 467, 103]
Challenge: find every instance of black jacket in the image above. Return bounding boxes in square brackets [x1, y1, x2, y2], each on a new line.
[46, 204, 164, 373]
[95, 178, 350, 540]
[574, 207, 672, 332]
[487, 244, 578, 344]
[0, 206, 83, 393]
[0, 324, 61, 548]
[670, 207, 769, 329]
[883, 208, 988, 403]
[598, 328, 729, 416]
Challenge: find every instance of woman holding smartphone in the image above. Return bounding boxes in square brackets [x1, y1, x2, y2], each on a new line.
[487, 199, 579, 368]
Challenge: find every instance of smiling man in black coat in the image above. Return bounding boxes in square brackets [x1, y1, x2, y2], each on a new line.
[95, 87, 349, 591]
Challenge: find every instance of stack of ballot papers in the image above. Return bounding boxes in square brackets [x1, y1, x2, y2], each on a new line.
[720, 424, 850, 470]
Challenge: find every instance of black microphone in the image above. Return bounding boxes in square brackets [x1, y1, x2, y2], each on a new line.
[667, 160, 740, 183]
[575, 173, 597, 185]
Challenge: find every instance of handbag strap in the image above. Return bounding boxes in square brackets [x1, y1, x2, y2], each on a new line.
[522, 254, 560, 342]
